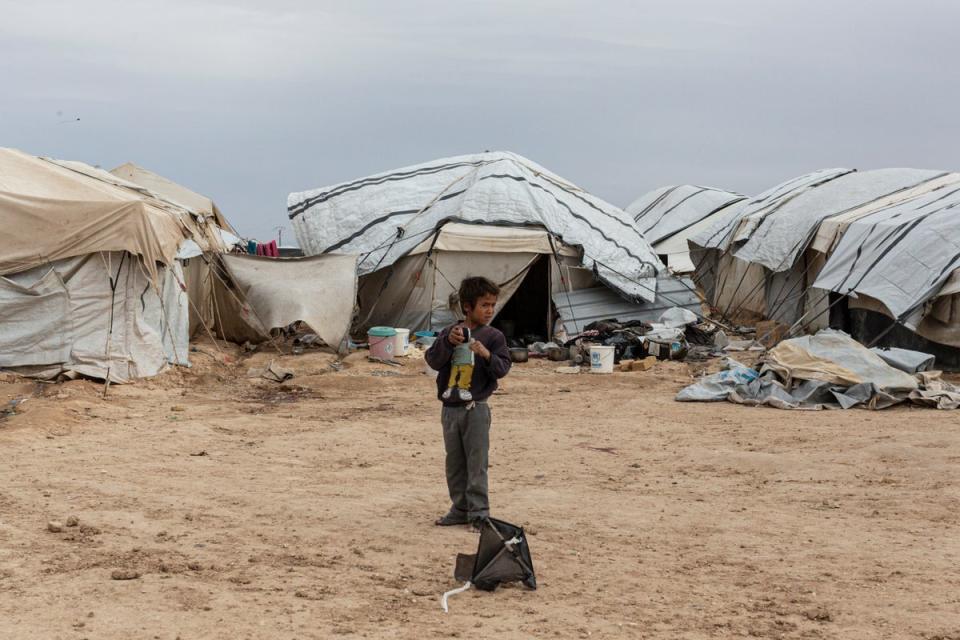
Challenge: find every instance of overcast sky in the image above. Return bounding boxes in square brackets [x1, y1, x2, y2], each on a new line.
[2, 0, 958, 242]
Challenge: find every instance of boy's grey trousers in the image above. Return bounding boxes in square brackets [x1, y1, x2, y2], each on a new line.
[441, 402, 491, 519]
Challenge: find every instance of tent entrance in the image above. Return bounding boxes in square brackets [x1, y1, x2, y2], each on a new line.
[492, 255, 552, 343]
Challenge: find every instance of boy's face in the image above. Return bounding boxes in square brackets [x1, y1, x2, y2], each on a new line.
[464, 293, 498, 326]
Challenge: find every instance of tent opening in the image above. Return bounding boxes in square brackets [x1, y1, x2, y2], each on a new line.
[492, 255, 552, 343]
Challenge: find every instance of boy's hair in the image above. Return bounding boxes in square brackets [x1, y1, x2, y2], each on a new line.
[458, 276, 500, 313]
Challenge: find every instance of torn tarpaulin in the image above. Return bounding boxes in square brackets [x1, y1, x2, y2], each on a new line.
[677, 330, 958, 410]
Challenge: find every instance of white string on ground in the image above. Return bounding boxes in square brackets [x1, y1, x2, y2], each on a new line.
[440, 581, 472, 613]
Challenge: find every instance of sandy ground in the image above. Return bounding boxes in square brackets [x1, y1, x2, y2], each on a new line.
[1, 339, 959, 640]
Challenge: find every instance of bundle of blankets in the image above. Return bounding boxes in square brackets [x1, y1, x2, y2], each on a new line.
[677, 329, 960, 410]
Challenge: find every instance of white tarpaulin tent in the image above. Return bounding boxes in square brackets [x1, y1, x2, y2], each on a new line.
[688, 166, 960, 364]
[690, 168, 950, 324]
[626, 185, 746, 273]
[812, 174, 960, 348]
[289, 151, 664, 305]
[348, 222, 584, 331]
[0, 148, 220, 382]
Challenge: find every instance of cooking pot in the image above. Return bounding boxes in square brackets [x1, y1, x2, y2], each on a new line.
[509, 347, 529, 363]
[546, 346, 567, 361]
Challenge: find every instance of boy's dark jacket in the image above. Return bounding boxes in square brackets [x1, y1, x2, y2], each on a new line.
[425, 325, 512, 405]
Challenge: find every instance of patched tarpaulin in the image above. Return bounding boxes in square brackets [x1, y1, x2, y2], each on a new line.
[813, 178, 960, 327]
[688, 168, 853, 254]
[288, 152, 664, 303]
[627, 185, 746, 245]
[732, 168, 946, 273]
[676, 330, 960, 410]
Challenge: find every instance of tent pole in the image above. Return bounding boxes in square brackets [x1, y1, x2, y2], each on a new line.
[102, 251, 128, 397]
[547, 235, 581, 337]
[173, 262, 225, 355]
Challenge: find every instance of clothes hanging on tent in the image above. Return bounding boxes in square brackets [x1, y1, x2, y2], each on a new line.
[253, 240, 279, 257]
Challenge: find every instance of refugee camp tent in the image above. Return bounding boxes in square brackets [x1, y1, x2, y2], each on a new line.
[626, 185, 746, 273]
[108, 162, 246, 337]
[0, 147, 223, 382]
[110, 162, 236, 233]
[690, 168, 946, 323]
[689, 166, 960, 368]
[812, 173, 960, 358]
[288, 151, 697, 339]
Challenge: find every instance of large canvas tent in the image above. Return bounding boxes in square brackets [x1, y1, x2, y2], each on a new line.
[626, 185, 746, 273]
[107, 162, 359, 354]
[0, 148, 224, 382]
[110, 162, 236, 234]
[288, 152, 688, 339]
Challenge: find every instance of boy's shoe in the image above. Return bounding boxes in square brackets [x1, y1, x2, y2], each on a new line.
[459, 389, 473, 401]
[435, 512, 469, 526]
[470, 517, 487, 532]
[441, 387, 453, 400]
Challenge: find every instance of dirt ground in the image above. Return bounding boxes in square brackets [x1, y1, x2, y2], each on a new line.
[1, 339, 959, 640]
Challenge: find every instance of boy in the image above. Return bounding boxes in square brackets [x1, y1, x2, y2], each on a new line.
[425, 276, 511, 528]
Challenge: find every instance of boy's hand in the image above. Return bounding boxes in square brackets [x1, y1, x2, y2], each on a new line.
[448, 325, 466, 346]
[469, 341, 491, 360]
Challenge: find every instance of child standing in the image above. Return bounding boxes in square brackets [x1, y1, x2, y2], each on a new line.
[425, 277, 511, 528]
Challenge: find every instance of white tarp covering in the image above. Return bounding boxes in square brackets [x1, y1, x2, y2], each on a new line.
[0, 252, 187, 382]
[289, 152, 664, 303]
[689, 168, 854, 254]
[813, 178, 960, 327]
[733, 169, 945, 272]
[220, 254, 359, 352]
[628, 185, 746, 245]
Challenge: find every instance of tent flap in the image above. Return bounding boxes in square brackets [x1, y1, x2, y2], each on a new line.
[220, 254, 359, 351]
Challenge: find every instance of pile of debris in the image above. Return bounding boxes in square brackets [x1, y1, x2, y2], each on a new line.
[677, 329, 960, 410]
[563, 307, 724, 365]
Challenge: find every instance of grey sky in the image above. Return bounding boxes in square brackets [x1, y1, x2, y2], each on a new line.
[2, 0, 958, 242]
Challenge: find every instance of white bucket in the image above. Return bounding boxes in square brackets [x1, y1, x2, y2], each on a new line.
[393, 328, 410, 357]
[589, 346, 615, 374]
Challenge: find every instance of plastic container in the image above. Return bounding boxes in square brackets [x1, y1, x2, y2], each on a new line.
[368, 326, 397, 360]
[589, 345, 615, 374]
[393, 328, 410, 357]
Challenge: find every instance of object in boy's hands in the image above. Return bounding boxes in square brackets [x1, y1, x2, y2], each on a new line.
[442, 326, 474, 401]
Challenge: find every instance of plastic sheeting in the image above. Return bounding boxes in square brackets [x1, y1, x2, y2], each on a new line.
[675, 330, 954, 410]
[0, 252, 187, 382]
[813, 178, 960, 327]
[689, 168, 853, 254]
[219, 254, 359, 352]
[733, 169, 944, 273]
[628, 185, 746, 245]
[552, 275, 701, 336]
[289, 152, 664, 303]
[763, 330, 917, 392]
